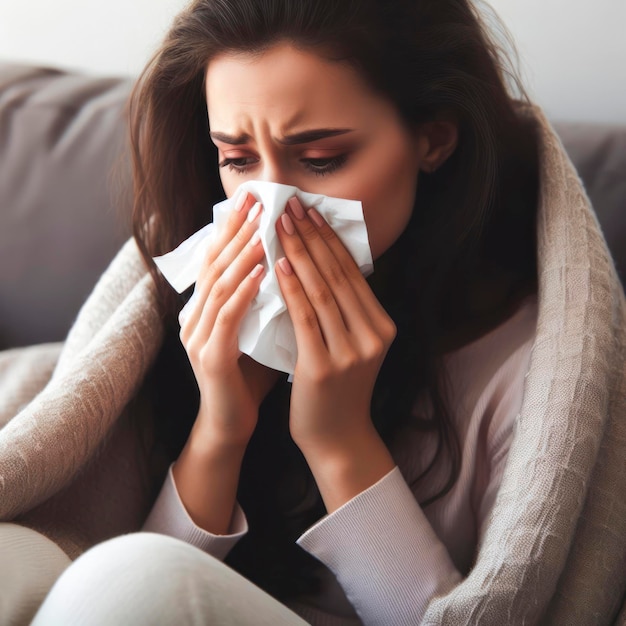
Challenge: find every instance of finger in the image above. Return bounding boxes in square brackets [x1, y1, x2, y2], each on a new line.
[180, 227, 264, 345]
[274, 256, 329, 360]
[185, 263, 266, 373]
[200, 199, 263, 286]
[204, 191, 257, 267]
[276, 212, 353, 351]
[281, 199, 375, 340]
[194, 228, 265, 342]
[183, 201, 263, 336]
[295, 200, 394, 341]
[209, 263, 266, 357]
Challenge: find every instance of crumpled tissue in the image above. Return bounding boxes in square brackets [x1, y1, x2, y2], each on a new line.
[153, 180, 373, 374]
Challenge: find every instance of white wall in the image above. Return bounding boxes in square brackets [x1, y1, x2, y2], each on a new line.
[486, 0, 626, 124]
[0, 0, 189, 77]
[0, 0, 625, 124]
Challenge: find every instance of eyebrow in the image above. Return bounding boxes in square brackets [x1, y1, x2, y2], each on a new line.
[209, 128, 354, 146]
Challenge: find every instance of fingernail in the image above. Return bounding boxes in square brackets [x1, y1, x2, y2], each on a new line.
[234, 191, 247, 212]
[281, 213, 295, 235]
[308, 208, 325, 228]
[249, 230, 261, 246]
[247, 202, 262, 223]
[250, 264, 265, 278]
[288, 196, 306, 220]
[278, 257, 293, 275]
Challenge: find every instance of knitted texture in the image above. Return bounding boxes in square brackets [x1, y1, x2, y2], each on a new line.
[0, 238, 163, 525]
[420, 107, 626, 624]
[0, 107, 624, 623]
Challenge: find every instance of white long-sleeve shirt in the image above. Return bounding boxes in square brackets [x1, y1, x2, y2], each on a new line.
[143, 295, 537, 625]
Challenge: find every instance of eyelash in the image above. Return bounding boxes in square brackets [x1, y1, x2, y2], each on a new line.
[218, 155, 348, 177]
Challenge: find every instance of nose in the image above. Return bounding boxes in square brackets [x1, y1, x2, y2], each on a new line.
[256, 158, 293, 187]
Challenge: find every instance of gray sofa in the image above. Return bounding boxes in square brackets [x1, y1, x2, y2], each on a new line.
[1, 63, 625, 350]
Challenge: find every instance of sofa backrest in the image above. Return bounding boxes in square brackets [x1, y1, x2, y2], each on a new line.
[0, 65, 131, 349]
[0, 63, 624, 349]
[553, 121, 626, 286]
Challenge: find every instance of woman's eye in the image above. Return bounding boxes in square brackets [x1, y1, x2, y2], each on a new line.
[218, 157, 257, 174]
[302, 154, 348, 176]
[218, 154, 348, 176]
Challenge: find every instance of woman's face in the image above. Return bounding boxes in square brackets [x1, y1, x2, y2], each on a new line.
[205, 43, 426, 260]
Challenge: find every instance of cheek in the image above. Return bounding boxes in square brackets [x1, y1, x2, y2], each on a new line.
[364, 197, 414, 260]
[219, 172, 240, 199]
[361, 152, 418, 260]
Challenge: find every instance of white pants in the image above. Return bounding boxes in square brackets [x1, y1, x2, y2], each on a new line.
[0, 523, 72, 626]
[31, 531, 310, 625]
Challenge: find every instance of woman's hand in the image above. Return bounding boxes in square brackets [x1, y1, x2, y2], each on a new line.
[174, 192, 280, 535]
[179, 192, 278, 449]
[275, 196, 397, 512]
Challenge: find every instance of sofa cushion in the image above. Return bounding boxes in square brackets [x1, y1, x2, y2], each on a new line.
[0, 64, 132, 348]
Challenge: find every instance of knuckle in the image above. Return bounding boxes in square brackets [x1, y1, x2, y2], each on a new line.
[185, 337, 200, 363]
[338, 350, 359, 372]
[319, 226, 336, 244]
[200, 259, 223, 288]
[296, 307, 318, 330]
[323, 263, 348, 289]
[381, 317, 397, 345]
[363, 337, 385, 361]
[215, 304, 236, 328]
[289, 240, 310, 262]
[344, 262, 362, 282]
[198, 344, 214, 369]
[309, 362, 333, 384]
[300, 223, 319, 243]
[209, 278, 227, 303]
[234, 224, 250, 246]
[309, 286, 334, 308]
[179, 323, 190, 345]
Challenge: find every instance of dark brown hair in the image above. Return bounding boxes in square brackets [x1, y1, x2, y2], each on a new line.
[130, 0, 538, 600]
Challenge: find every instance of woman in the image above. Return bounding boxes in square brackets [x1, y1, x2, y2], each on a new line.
[2, 1, 625, 625]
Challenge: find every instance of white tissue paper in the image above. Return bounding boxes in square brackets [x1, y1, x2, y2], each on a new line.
[153, 180, 373, 375]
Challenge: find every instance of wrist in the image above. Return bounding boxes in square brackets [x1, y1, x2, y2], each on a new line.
[301, 427, 395, 513]
[187, 418, 251, 461]
[194, 401, 257, 451]
[173, 423, 247, 536]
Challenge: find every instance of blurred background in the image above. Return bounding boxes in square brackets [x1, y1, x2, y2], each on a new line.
[0, 0, 625, 124]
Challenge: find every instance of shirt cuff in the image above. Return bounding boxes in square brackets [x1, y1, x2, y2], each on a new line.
[297, 466, 460, 624]
[142, 464, 248, 560]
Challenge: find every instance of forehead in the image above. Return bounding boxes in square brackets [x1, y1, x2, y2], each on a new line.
[204, 43, 381, 130]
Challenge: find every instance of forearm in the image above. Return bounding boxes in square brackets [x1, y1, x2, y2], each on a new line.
[300, 425, 396, 514]
[172, 420, 247, 536]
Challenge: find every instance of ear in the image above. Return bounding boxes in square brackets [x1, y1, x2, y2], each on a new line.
[416, 119, 459, 173]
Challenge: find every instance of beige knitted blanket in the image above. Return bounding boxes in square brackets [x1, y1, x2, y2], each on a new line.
[0, 106, 625, 624]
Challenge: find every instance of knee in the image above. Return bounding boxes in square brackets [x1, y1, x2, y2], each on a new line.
[42, 531, 208, 591]
[0, 523, 71, 626]
[33, 533, 211, 625]
[65, 531, 197, 575]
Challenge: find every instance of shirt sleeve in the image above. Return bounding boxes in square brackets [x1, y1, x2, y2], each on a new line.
[142, 464, 248, 561]
[297, 467, 462, 625]
[296, 301, 537, 625]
